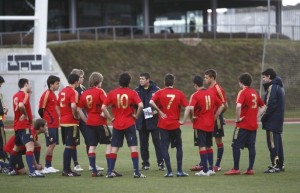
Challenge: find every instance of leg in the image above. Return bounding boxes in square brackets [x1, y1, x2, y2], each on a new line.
[151, 129, 164, 168]
[138, 129, 150, 169]
[278, 134, 284, 169]
[160, 129, 172, 175]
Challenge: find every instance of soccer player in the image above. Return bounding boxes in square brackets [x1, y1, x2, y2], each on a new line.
[224, 73, 266, 175]
[149, 73, 189, 177]
[58, 73, 81, 177]
[38, 75, 60, 174]
[78, 72, 121, 177]
[135, 72, 164, 171]
[101, 72, 146, 178]
[180, 75, 224, 176]
[0, 75, 8, 163]
[10, 78, 44, 177]
[261, 68, 285, 173]
[4, 118, 48, 175]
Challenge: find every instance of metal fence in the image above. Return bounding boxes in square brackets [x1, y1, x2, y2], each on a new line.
[0, 24, 299, 47]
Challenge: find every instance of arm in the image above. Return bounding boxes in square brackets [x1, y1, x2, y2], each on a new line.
[149, 99, 167, 119]
[71, 102, 80, 120]
[222, 102, 228, 113]
[215, 104, 225, 120]
[235, 103, 244, 122]
[18, 102, 28, 121]
[132, 102, 143, 120]
[261, 85, 278, 122]
[77, 107, 87, 122]
[258, 105, 267, 119]
[180, 106, 192, 125]
[101, 104, 114, 122]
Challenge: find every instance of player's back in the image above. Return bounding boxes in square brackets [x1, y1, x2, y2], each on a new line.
[39, 89, 59, 128]
[58, 86, 79, 125]
[13, 91, 32, 129]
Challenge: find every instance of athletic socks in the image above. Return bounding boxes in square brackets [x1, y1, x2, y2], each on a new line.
[215, 143, 224, 167]
[131, 152, 139, 174]
[45, 155, 52, 168]
[25, 151, 35, 173]
[207, 148, 214, 170]
[200, 150, 208, 173]
[88, 153, 96, 173]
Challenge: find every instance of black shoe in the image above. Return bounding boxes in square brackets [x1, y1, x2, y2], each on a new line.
[92, 171, 104, 177]
[279, 165, 285, 172]
[112, 170, 123, 177]
[158, 163, 166, 171]
[264, 166, 280, 173]
[141, 165, 150, 170]
[134, 172, 146, 178]
[62, 171, 81, 177]
[164, 172, 173, 177]
[106, 172, 114, 178]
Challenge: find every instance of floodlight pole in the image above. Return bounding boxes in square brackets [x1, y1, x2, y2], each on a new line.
[0, 0, 48, 56]
[267, 0, 271, 39]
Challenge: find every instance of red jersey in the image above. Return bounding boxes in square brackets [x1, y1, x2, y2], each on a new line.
[13, 91, 32, 130]
[209, 83, 227, 104]
[57, 86, 79, 126]
[4, 128, 37, 153]
[39, 89, 59, 128]
[151, 87, 188, 130]
[78, 87, 107, 126]
[104, 87, 141, 130]
[236, 87, 264, 130]
[189, 89, 222, 132]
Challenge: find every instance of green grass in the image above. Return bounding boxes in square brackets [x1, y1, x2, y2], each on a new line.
[1, 124, 299, 193]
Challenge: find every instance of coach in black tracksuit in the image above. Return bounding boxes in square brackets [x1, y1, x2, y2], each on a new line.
[135, 73, 165, 171]
[261, 68, 285, 173]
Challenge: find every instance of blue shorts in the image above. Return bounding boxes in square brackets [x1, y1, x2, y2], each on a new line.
[195, 129, 213, 148]
[232, 127, 256, 149]
[45, 128, 59, 146]
[111, 125, 137, 148]
[15, 129, 33, 147]
[86, 125, 112, 146]
[213, 113, 225, 138]
[159, 128, 182, 149]
[61, 126, 80, 146]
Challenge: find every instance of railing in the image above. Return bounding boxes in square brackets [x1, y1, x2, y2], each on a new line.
[0, 24, 299, 47]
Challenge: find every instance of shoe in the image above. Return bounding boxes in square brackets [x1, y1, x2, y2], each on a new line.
[213, 166, 221, 172]
[279, 165, 285, 172]
[8, 169, 17, 176]
[89, 165, 104, 171]
[28, 170, 45, 177]
[74, 165, 84, 172]
[224, 169, 240, 175]
[92, 171, 104, 177]
[62, 171, 81, 177]
[195, 170, 209, 176]
[111, 170, 123, 177]
[134, 172, 146, 178]
[243, 169, 254, 175]
[190, 164, 203, 171]
[207, 170, 216, 176]
[176, 171, 189, 177]
[264, 166, 280, 173]
[158, 163, 166, 171]
[1, 167, 10, 174]
[42, 167, 59, 174]
[106, 172, 114, 178]
[141, 165, 150, 170]
[164, 172, 174, 177]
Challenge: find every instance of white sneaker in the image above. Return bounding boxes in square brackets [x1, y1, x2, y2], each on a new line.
[89, 165, 104, 171]
[74, 165, 84, 172]
[44, 167, 60, 173]
[207, 170, 216, 176]
[40, 168, 50, 174]
[195, 170, 209, 176]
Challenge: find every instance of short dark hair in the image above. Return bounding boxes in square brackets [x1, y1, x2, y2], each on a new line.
[0, 76, 5, 83]
[239, 73, 252, 87]
[18, 78, 29, 89]
[33, 118, 46, 130]
[47, 75, 60, 88]
[68, 73, 79, 84]
[139, 72, 150, 80]
[262, 68, 277, 80]
[193, 75, 203, 87]
[119, 72, 131, 87]
[164, 73, 175, 87]
[204, 69, 217, 80]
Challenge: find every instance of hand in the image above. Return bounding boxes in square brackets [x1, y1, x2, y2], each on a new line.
[3, 107, 8, 115]
[159, 111, 167, 119]
[179, 121, 184, 125]
[132, 114, 138, 120]
[19, 114, 28, 121]
[235, 116, 245, 123]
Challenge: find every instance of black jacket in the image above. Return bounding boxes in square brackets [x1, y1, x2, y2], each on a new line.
[261, 77, 285, 134]
[135, 81, 159, 130]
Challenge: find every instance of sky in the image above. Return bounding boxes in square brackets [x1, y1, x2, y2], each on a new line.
[283, 0, 300, 6]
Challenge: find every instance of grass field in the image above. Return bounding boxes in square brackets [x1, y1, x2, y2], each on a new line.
[1, 124, 300, 193]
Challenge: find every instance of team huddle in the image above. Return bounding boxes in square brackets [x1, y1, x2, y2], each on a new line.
[0, 68, 285, 178]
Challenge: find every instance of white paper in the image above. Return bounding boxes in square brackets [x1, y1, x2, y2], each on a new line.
[143, 107, 153, 119]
